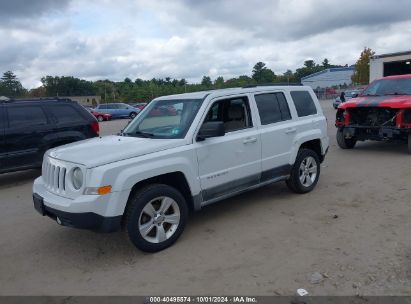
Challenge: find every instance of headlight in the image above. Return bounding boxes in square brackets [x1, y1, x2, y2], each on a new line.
[72, 167, 83, 190]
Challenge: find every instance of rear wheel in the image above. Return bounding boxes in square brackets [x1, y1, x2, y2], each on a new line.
[336, 129, 357, 149]
[125, 184, 188, 252]
[97, 115, 104, 122]
[408, 134, 411, 154]
[286, 149, 320, 194]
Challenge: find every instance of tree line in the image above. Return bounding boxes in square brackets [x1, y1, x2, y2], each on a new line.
[1, 49, 372, 102]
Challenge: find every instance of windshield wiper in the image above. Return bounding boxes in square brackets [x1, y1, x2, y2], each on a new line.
[133, 131, 155, 138]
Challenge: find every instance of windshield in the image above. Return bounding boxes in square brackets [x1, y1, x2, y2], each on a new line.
[362, 78, 411, 96]
[123, 98, 203, 139]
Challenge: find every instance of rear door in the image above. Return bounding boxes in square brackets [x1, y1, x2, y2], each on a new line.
[0, 105, 6, 172]
[117, 104, 130, 117]
[253, 91, 295, 179]
[105, 104, 118, 117]
[5, 103, 50, 170]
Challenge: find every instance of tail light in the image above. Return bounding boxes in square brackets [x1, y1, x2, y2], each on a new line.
[90, 121, 100, 136]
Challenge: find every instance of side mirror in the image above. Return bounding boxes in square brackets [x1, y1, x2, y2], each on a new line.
[197, 121, 225, 141]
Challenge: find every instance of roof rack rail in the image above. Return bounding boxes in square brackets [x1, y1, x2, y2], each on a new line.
[0, 97, 74, 103]
[242, 83, 303, 88]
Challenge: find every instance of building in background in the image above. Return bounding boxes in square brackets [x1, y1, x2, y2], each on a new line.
[60, 95, 101, 107]
[301, 66, 355, 89]
[369, 50, 411, 82]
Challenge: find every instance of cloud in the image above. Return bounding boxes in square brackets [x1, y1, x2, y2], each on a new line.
[0, 0, 71, 19]
[0, 0, 411, 88]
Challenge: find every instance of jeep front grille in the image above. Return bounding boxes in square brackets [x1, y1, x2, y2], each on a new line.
[42, 160, 67, 193]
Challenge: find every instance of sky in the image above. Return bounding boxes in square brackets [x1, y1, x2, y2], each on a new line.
[1, 0, 411, 89]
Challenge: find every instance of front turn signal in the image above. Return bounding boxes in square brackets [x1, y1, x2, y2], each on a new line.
[97, 185, 112, 195]
[84, 185, 112, 195]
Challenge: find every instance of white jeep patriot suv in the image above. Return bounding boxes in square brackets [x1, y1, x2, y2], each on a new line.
[33, 85, 329, 252]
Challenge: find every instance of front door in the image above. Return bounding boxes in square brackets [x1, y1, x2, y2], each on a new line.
[195, 95, 261, 202]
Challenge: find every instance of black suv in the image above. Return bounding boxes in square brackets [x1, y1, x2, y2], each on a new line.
[0, 98, 99, 174]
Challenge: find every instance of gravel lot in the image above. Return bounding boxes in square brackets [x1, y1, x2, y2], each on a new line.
[0, 100, 410, 296]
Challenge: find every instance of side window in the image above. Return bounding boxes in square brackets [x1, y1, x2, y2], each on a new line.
[255, 93, 281, 125]
[99, 104, 107, 109]
[276, 93, 292, 120]
[47, 104, 84, 124]
[118, 104, 128, 109]
[255, 93, 291, 125]
[7, 105, 48, 128]
[204, 97, 252, 133]
[290, 91, 317, 117]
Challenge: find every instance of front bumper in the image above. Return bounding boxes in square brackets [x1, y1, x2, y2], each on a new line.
[340, 126, 410, 141]
[33, 193, 121, 232]
[33, 177, 127, 232]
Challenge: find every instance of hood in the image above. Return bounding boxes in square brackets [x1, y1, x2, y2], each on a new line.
[339, 95, 411, 109]
[48, 135, 187, 168]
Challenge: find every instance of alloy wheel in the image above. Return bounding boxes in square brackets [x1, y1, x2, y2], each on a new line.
[138, 196, 180, 244]
[298, 156, 317, 187]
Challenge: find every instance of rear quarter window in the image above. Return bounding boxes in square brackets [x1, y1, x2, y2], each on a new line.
[47, 104, 86, 124]
[290, 91, 317, 117]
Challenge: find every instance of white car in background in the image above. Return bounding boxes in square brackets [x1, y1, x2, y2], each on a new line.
[333, 89, 362, 109]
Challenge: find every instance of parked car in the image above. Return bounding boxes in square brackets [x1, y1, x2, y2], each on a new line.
[132, 102, 148, 112]
[147, 105, 178, 117]
[86, 108, 112, 122]
[335, 74, 411, 153]
[0, 98, 99, 174]
[94, 103, 139, 119]
[33, 85, 329, 252]
[333, 89, 362, 109]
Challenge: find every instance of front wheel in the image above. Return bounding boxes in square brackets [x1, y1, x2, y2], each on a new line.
[408, 134, 411, 154]
[125, 184, 188, 252]
[97, 115, 104, 122]
[336, 129, 357, 149]
[129, 112, 137, 119]
[286, 149, 320, 194]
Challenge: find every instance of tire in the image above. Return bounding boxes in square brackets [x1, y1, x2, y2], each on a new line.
[129, 112, 137, 119]
[125, 184, 188, 252]
[97, 115, 104, 122]
[336, 129, 357, 149]
[286, 149, 320, 194]
[408, 134, 411, 154]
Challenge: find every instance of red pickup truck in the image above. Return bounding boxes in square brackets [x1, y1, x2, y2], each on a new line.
[335, 74, 411, 153]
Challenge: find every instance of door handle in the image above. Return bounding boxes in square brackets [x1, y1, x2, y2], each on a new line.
[285, 128, 297, 134]
[243, 137, 257, 144]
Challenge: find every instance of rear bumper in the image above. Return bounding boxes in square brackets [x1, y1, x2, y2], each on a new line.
[33, 193, 122, 232]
